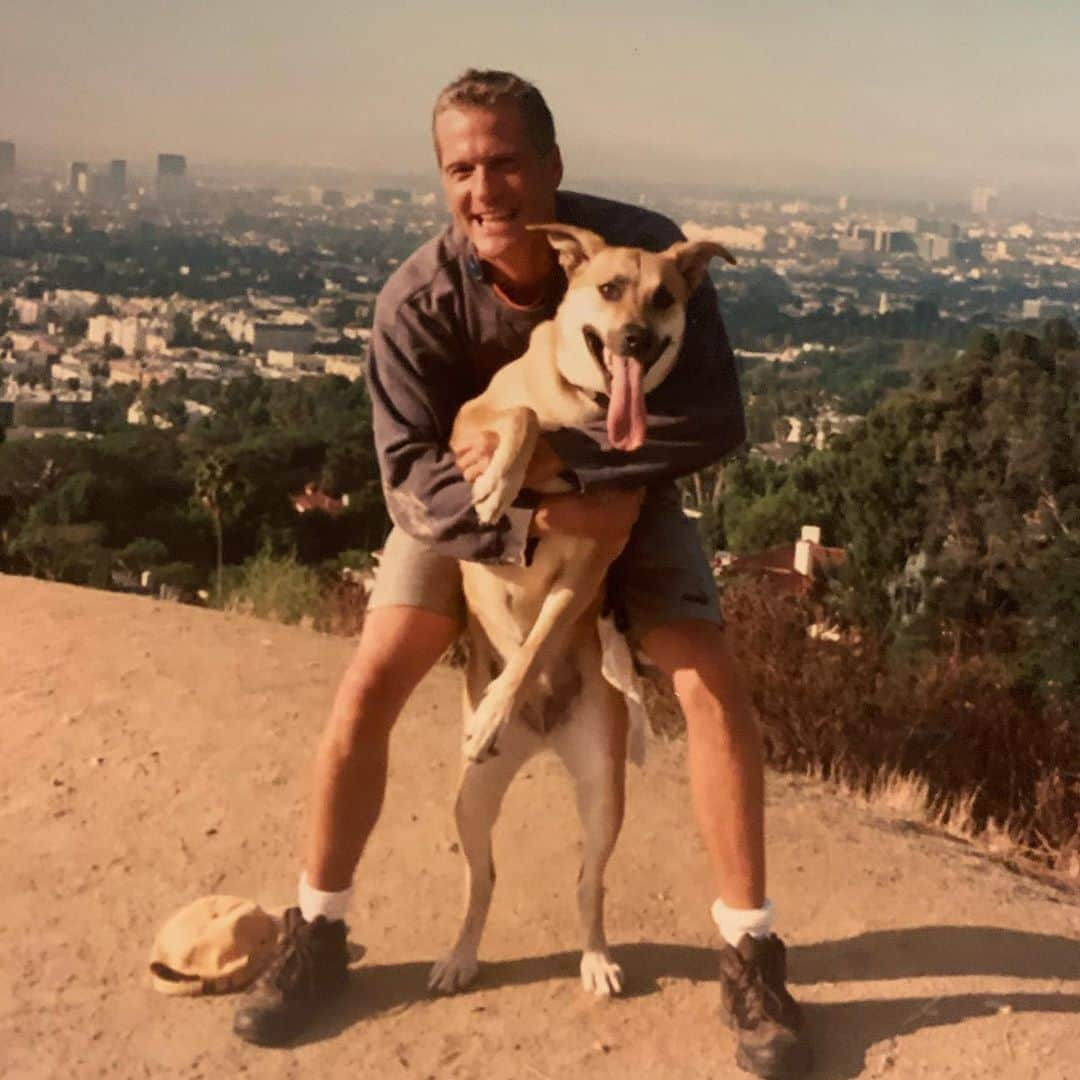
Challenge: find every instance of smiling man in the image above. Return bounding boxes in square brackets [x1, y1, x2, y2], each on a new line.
[233, 69, 811, 1079]
[436, 98, 561, 305]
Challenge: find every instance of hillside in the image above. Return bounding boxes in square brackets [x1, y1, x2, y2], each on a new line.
[1, 575, 1077, 1079]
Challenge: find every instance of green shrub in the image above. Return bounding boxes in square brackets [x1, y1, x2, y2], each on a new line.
[222, 545, 322, 625]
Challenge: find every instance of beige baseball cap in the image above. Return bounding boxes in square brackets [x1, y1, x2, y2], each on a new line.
[149, 895, 278, 996]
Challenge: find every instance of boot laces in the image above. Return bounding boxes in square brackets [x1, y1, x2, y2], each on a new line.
[268, 912, 324, 998]
[732, 948, 788, 1028]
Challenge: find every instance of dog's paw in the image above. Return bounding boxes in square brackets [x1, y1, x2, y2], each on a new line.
[463, 687, 514, 763]
[580, 950, 624, 997]
[462, 715, 504, 763]
[429, 947, 479, 994]
[472, 475, 514, 526]
[472, 455, 529, 526]
[462, 678, 516, 764]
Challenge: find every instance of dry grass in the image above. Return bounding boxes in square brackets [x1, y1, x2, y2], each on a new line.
[317, 578, 369, 637]
[717, 579, 1080, 876]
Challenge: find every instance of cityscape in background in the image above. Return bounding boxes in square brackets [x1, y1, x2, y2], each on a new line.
[1, 137, 1078, 437]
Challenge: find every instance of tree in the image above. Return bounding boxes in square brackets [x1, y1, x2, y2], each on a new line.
[965, 328, 999, 363]
[172, 312, 198, 348]
[62, 313, 89, 341]
[193, 452, 244, 606]
[118, 536, 169, 574]
[1042, 317, 1078, 353]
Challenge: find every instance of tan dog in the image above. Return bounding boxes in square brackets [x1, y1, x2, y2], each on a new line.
[429, 224, 734, 997]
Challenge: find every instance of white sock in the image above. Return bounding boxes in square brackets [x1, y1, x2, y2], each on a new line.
[298, 871, 353, 924]
[711, 897, 774, 948]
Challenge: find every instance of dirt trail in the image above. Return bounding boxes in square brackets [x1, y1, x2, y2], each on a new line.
[2, 575, 1077, 1079]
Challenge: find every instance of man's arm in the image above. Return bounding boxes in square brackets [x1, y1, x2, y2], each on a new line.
[366, 295, 534, 564]
[543, 276, 747, 490]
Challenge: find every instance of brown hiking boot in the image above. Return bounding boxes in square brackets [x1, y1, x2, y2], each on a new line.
[233, 908, 348, 1046]
[718, 933, 812, 1078]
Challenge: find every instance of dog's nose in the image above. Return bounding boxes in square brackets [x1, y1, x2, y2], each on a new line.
[614, 323, 655, 358]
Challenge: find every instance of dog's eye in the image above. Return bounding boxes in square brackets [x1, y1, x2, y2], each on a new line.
[652, 286, 674, 311]
[598, 281, 623, 302]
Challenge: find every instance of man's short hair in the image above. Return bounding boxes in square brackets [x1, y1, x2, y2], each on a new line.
[432, 69, 557, 158]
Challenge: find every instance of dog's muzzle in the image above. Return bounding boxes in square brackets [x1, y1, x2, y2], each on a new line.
[582, 325, 672, 380]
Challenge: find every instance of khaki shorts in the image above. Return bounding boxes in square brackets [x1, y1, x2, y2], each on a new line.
[368, 485, 723, 642]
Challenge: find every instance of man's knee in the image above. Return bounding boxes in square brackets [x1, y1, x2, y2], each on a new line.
[640, 619, 749, 721]
[325, 605, 458, 750]
[641, 618, 728, 680]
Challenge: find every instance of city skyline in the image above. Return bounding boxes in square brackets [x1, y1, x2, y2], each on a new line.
[3, 2, 1080, 211]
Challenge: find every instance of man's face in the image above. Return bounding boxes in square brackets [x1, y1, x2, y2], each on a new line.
[435, 103, 563, 275]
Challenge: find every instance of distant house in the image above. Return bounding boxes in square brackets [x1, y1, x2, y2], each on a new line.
[291, 483, 348, 517]
[251, 322, 316, 355]
[720, 525, 845, 598]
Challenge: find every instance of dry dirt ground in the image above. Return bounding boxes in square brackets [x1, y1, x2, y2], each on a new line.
[2, 574, 1078, 1080]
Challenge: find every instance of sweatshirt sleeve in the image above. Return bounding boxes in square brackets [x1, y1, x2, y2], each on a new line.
[544, 275, 747, 490]
[365, 292, 533, 564]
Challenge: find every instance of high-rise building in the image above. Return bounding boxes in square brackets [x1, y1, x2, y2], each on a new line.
[157, 153, 188, 200]
[0, 141, 14, 187]
[971, 186, 998, 215]
[916, 234, 954, 262]
[157, 153, 186, 178]
[0, 209, 15, 252]
[107, 159, 127, 199]
[372, 187, 411, 205]
[69, 161, 90, 195]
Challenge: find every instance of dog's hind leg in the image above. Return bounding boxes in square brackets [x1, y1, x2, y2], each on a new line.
[552, 661, 629, 996]
[429, 717, 539, 994]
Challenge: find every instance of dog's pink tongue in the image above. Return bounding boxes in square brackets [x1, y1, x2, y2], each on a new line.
[606, 354, 647, 452]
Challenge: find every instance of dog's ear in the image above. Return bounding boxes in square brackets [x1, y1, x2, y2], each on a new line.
[667, 239, 737, 291]
[528, 224, 606, 275]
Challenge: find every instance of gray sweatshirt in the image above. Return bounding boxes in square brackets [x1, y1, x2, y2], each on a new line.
[365, 190, 747, 564]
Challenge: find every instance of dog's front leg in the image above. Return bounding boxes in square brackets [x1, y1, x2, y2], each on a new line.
[467, 406, 539, 525]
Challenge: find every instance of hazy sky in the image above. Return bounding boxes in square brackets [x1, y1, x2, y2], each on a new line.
[4, 1, 1079, 207]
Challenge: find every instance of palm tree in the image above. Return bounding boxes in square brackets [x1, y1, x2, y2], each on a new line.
[193, 453, 236, 607]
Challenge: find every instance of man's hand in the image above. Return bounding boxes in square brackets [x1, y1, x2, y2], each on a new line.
[454, 431, 498, 484]
[530, 487, 645, 552]
[455, 432, 566, 489]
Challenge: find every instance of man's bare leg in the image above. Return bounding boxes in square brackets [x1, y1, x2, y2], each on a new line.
[640, 617, 809, 1078]
[234, 604, 456, 1046]
[306, 604, 460, 890]
[639, 617, 765, 909]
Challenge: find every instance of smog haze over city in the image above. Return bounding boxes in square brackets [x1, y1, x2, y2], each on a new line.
[4, 0, 1080, 211]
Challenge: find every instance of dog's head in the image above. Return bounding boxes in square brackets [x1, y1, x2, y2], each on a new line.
[529, 223, 735, 452]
